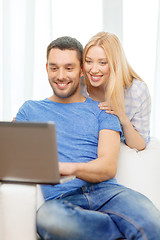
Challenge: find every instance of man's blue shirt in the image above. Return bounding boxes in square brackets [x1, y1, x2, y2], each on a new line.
[16, 98, 122, 200]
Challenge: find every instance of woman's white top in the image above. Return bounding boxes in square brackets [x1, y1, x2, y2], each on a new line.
[123, 78, 151, 145]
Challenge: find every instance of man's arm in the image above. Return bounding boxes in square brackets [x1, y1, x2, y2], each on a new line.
[59, 129, 120, 183]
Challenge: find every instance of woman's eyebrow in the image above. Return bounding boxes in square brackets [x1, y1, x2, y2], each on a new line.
[86, 56, 107, 61]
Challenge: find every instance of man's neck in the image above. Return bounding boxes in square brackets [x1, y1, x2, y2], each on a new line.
[49, 94, 86, 104]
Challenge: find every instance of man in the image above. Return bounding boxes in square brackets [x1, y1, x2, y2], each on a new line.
[15, 36, 160, 240]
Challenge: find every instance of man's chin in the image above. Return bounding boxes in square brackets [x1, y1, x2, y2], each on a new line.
[53, 85, 80, 99]
[53, 91, 72, 99]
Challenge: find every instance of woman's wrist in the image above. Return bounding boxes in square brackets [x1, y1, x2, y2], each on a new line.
[120, 115, 130, 127]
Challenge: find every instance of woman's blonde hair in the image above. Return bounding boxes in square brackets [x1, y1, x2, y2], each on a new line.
[83, 31, 143, 113]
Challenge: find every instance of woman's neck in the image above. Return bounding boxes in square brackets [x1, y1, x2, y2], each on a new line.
[87, 85, 106, 102]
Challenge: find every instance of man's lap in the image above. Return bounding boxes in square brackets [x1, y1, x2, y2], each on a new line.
[37, 182, 160, 239]
[37, 183, 125, 240]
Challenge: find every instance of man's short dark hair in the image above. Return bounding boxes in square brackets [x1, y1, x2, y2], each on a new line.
[47, 36, 83, 66]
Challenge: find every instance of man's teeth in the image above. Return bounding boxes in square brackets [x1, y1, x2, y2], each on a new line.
[58, 83, 67, 86]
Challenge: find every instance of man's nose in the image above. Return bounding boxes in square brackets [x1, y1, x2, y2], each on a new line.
[57, 68, 66, 80]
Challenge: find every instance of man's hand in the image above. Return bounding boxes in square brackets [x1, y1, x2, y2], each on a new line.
[59, 162, 77, 176]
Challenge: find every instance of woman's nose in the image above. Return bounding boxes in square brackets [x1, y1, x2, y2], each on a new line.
[90, 63, 99, 73]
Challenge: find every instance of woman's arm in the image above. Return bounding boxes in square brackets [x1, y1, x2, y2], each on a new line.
[59, 129, 120, 183]
[98, 81, 151, 151]
[98, 103, 146, 151]
[117, 111, 146, 150]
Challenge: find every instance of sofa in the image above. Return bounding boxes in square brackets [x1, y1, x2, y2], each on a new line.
[0, 139, 160, 240]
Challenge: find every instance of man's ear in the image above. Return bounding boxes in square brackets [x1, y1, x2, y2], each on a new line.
[46, 62, 48, 73]
[80, 66, 84, 78]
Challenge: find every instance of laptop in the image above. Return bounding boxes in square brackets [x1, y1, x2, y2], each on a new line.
[0, 121, 75, 184]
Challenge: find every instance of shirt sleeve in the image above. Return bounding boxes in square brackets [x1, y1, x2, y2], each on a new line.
[15, 101, 29, 121]
[131, 83, 151, 145]
[98, 111, 122, 135]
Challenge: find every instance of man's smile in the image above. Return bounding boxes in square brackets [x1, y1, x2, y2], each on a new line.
[55, 81, 71, 89]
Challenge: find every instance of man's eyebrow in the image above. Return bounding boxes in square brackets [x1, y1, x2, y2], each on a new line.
[48, 63, 56, 66]
[48, 63, 76, 66]
[65, 63, 76, 67]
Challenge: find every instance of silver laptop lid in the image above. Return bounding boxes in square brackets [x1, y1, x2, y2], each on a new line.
[0, 121, 61, 184]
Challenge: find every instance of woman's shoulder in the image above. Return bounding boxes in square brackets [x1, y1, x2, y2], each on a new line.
[132, 78, 148, 88]
[125, 78, 150, 98]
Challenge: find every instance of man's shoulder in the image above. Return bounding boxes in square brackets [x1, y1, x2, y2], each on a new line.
[85, 97, 100, 108]
[85, 98, 120, 122]
[85, 98, 122, 133]
[21, 98, 49, 108]
[15, 98, 51, 121]
[84, 98, 101, 115]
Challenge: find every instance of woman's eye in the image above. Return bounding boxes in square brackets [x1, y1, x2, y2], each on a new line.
[86, 60, 92, 64]
[100, 62, 107, 65]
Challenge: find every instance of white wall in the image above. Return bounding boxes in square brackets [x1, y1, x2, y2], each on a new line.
[102, 0, 123, 42]
[123, 0, 159, 138]
[0, 0, 159, 140]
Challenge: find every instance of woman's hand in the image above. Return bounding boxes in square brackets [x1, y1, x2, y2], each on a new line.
[98, 102, 128, 126]
[98, 102, 115, 114]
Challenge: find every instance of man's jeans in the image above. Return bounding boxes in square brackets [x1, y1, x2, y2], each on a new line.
[37, 182, 160, 240]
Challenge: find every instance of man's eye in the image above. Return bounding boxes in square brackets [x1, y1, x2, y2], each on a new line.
[66, 67, 73, 71]
[51, 67, 57, 71]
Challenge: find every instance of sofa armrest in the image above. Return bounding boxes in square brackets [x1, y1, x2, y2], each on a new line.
[0, 183, 37, 240]
[37, 184, 44, 210]
[116, 138, 160, 210]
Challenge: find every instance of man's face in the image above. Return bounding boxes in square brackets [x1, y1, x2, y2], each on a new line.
[46, 48, 83, 101]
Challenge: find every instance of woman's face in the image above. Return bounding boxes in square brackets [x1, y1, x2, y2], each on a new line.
[84, 45, 110, 88]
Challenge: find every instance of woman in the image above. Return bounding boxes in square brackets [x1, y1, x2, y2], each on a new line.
[82, 31, 151, 151]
